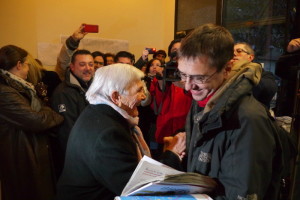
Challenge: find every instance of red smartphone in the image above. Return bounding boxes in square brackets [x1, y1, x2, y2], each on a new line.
[83, 24, 99, 33]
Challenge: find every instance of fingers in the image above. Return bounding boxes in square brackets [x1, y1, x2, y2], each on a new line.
[163, 132, 186, 158]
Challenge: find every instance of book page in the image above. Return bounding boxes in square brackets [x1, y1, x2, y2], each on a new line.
[121, 156, 183, 196]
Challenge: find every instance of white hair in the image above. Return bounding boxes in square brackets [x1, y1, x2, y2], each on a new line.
[86, 63, 145, 104]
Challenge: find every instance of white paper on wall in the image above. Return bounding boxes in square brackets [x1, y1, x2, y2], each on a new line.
[38, 36, 129, 66]
[37, 43, 62, 66]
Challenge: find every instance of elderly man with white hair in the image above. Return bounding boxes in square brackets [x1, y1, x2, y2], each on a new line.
[56, 63, 186, 200]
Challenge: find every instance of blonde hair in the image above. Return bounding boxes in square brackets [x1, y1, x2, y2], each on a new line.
[26, 55, 44, 85]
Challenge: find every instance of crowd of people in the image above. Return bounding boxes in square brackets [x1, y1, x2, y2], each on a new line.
[0, 23, 298, 200]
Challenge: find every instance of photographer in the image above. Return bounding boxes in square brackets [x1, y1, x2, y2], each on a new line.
[149, 39, 192, 155]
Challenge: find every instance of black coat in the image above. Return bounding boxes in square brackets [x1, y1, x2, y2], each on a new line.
[56, 104, 138, 200]
[50, 69, 90, 177]
[56, 104, 182, 200]
[0, 72, 64, 200]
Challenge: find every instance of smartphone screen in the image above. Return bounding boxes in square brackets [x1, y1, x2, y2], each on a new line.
[83, 24, 99, 33]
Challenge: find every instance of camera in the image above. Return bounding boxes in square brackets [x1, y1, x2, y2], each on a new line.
[145, 48, 156, 54]
[161, 60, 180, 82]
[160, 51, 180, 82]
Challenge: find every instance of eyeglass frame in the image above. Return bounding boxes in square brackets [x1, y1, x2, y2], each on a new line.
[176, 69, 219, 84]
[94, 61, 104, 65]
[234, 48, 250, 55]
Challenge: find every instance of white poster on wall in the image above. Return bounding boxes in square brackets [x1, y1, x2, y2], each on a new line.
[38, 36, 129, 66]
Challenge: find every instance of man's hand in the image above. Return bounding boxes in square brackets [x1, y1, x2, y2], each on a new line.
[163, 132, 186, 160]
[72, 24, 88, 42]
[287, 38, 300, 53]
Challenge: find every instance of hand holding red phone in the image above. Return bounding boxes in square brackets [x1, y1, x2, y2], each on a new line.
[72, 24, 89, 42]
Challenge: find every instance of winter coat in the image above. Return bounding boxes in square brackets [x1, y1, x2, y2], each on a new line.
[186, 61, 284, 200]
[50, 69, 90, 177]
[0, 71, 63, 200]
[56, 104, 181, 200]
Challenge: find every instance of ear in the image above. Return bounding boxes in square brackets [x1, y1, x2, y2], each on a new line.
[110, 91, 121, 107]
[70, 63, 75, 72]
[16, 61, 23, 70]
[249, 54, 255, 61]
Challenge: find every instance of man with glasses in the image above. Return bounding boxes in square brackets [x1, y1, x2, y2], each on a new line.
[92, 51, 105, 70]
[51, 49, 94, 179]
[231, 42, 277, 108]
[178, 24, 283, 199]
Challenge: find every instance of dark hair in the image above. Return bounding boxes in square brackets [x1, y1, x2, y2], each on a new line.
[179, 24, 234, 71]
[153, 50, 167, 59]
[92, 51, 106, 65]
[145, 58, 162, 74]
[92, 51, 104, 59]
[168, 39, 182, 57]
[0, 45, 28, 71]
[71, 49, 92, 64]
[104, 53, 115, 58]
[114, 51, 135, 64]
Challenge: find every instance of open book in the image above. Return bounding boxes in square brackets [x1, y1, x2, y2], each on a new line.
[120, 156, 217, 197]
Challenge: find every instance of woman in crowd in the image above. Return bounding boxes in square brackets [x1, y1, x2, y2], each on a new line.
[56, 63, 185, 200]
[0, 45, 64, 200]
[138, 58, 163, 155]
[26, 56, 61, 104]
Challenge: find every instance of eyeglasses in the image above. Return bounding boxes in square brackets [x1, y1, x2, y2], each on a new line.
[234, 48, 250, 54]
[94, 61, 104, 65]
[176, 70, 218, 84]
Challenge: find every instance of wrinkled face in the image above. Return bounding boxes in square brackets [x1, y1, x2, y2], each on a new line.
[231, 44, 253, 63]
[178, 56, 227, 101]
[106, 56, 115, 65]
[70, 54, 94, 82]
[149, 60, 163, 76]
[117, 57, 132, 65]
[94, 56, 104, 70]
[119, 80, 146, 117]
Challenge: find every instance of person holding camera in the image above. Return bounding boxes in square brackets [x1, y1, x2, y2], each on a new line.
[149, 39, 192, 155]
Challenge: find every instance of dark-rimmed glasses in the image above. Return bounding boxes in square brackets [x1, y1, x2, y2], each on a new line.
[176, 70, 218, 84]
[234, 48, 250, 54]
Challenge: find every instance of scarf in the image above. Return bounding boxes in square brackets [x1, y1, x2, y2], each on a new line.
[0, 69, 41, 112]
[90, 95, 151, 160]
[203, 61, 262, 114]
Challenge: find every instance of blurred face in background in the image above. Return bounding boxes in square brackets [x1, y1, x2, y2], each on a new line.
[106, 56, 115, 65]
[117, 57, 132, 65]
[231, 44, 254, 64]
[94, 56, 104, 70]
[149, 59, 163, 76]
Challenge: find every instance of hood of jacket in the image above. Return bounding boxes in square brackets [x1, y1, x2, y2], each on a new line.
[199, 61, 262, 133]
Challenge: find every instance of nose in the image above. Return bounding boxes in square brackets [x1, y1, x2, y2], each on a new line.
[184, 76, 193, 91]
